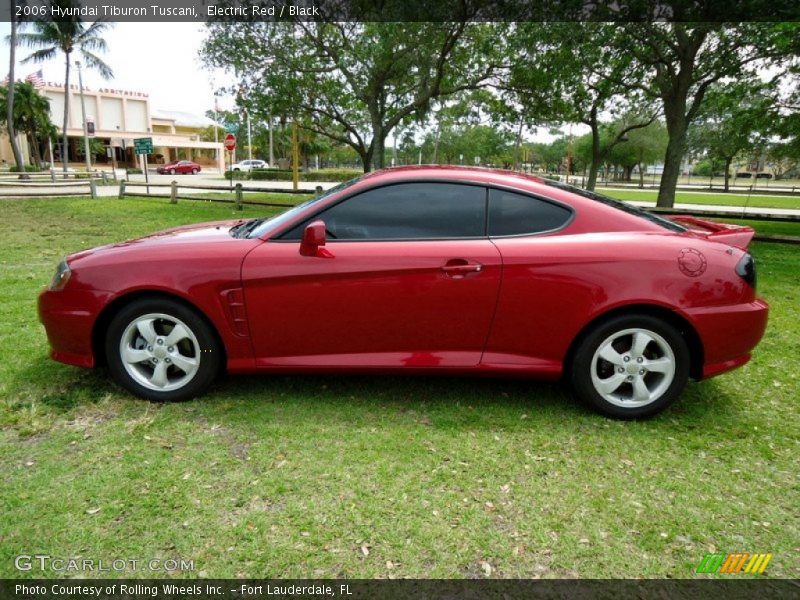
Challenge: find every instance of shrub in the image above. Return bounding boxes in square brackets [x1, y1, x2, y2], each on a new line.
[9, 165, 41, 172]
[225, 167, 363, 182]
[224, 169, 251, 180]
[308, 168, 362, 182]
[126, 168, 143, 175]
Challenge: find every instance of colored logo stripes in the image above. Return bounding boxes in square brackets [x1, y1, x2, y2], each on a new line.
[696, 552, 772, 574]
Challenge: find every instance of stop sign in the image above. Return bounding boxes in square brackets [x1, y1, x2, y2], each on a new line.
[224, 133, 236, 152]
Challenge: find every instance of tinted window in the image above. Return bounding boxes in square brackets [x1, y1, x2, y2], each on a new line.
[541, 179, 686, 232]
[285, 183, 486, 240]
[488, 189, 571, 236]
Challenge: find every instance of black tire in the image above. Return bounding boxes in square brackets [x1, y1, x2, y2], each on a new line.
[570, 314, 690, 419]
[105, 297, 221, 402]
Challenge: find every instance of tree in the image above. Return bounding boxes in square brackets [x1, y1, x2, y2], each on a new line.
[16, 2, 113, 174]
[505, 23, 658, 190]
[621, 22, 798, 207]
[688, 82, 774, 191]
[607, 120, 668, 187]
[6, 5, 28, 177]
[201, 20, 499, 172]
[421, 124, 513, 167]
[0, 82, 58, 168]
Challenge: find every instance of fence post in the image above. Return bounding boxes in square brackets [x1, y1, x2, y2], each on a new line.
[118, 180, 126, 199]
[101, 171, 107, 184]
[50, 169, 56, 183]
[89, 179, 97, 199]
[170, 180, 178, 204]
[235, 182, 243, 210]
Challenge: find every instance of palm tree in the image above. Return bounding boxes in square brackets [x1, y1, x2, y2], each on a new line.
[0, 82, 58, 168]
[16, 4, 112, 175]
[6, 6, 28, 178]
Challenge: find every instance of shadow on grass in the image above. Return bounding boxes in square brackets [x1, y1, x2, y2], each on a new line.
[7, 356, 116, 412]
[7, 355, 740, 435]
[199, 371, 740, 434]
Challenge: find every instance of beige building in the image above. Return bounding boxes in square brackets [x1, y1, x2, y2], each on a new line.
[1, 81, 224, 171]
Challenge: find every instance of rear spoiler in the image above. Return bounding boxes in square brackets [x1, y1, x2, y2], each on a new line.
[667, 215, 755, 250]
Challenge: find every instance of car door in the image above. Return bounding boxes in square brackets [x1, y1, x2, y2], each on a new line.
[481, 187, 577, 373]
[241, 182, 502, 368]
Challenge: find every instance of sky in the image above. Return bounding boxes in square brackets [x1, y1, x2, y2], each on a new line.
[0, 22, 236, 115]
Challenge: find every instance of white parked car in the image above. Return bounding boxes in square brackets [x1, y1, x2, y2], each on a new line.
[229, 159, 268, 172]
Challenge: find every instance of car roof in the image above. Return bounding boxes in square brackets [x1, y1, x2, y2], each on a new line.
[360, 165, 546, 189]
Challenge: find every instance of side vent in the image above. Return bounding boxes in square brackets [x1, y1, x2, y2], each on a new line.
[221, 288, 250, 337]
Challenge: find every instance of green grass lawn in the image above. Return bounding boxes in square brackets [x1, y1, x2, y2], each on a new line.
[1, 197, 798, 579]
[600, 188, 800, 211]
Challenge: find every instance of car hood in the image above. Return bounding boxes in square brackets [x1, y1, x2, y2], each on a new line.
[67, 219, 255, 265]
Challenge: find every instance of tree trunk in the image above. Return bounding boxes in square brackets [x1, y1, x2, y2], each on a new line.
[723, 157, 732, 192]
[638, 163, 644, 188]
[7, 14, 29, 179]
[586, 121, 601, 191]
[28, 134, 43, 168]
[359, 146, 372, 173]
[62, 52, 72, 177]
[369, 119, 386, 171]
[512, 117, 523, 171]
[656, 111, 688, 208]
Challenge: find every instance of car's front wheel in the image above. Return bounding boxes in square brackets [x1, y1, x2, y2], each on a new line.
[169, 168, 176, 175]
[191, 168, 198, 174]
[571, 314, 689, 419]
[105, 298, 220, 401]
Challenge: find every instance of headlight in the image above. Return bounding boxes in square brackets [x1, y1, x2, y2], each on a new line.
[48, 259, 71, 291]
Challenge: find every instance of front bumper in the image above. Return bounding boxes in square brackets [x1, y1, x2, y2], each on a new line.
[38, 287, 112, 368]
[685, 298, 769, 379]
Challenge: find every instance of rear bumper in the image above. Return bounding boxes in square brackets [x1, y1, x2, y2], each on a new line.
[38, 287, 111, 369]
[686, 298, 769, 379]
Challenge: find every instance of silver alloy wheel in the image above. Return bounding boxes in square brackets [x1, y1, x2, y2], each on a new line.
[119, 312, 201, 392]
[590, 327, 676, 408]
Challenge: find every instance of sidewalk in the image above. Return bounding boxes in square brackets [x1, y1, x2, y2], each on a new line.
[627, 201, 800, 218]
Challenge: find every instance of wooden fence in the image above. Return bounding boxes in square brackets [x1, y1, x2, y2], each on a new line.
[119, 180, 320, 210]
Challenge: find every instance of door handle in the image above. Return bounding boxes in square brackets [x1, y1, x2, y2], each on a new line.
[442, 260, 483, 278]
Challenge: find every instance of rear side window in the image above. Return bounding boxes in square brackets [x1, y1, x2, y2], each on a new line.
[284, 182, 486, 240]
[488, 189, 571, 236]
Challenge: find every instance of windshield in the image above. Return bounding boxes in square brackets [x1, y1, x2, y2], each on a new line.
[245, 177, 362, 239]
[542, 179, 686, 233]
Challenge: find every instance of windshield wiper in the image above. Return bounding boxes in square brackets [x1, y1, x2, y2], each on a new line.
[230, 218, 265, 238]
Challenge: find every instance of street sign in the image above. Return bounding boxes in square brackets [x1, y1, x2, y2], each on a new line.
[224, 133, 236, 152]
[133, 137, 153, 155]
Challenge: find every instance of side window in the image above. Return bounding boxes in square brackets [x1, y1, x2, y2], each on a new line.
[488, 189, 571, 236]
[283, 183, 486, 240]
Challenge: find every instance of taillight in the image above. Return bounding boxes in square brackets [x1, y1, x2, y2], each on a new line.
[735, 253, 756, 289]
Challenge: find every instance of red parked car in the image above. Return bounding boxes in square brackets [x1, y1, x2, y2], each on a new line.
[156, 160, 201, 175]
[38, 167, 767, 418]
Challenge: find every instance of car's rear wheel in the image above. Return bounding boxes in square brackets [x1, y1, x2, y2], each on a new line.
[571, 314, 689, 419]
[105, 298, 220, 402]
[191, 168, 198, 174]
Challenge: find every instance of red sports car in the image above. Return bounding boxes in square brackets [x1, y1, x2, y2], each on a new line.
[38, 167, 767, 418]
[156, 160, 201, 175]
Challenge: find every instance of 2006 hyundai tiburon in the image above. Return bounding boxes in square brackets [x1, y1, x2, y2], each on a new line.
[39, 166, 767, 418]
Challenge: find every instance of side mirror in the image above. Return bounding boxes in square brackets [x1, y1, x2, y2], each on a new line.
[300, 220, 329, 257]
